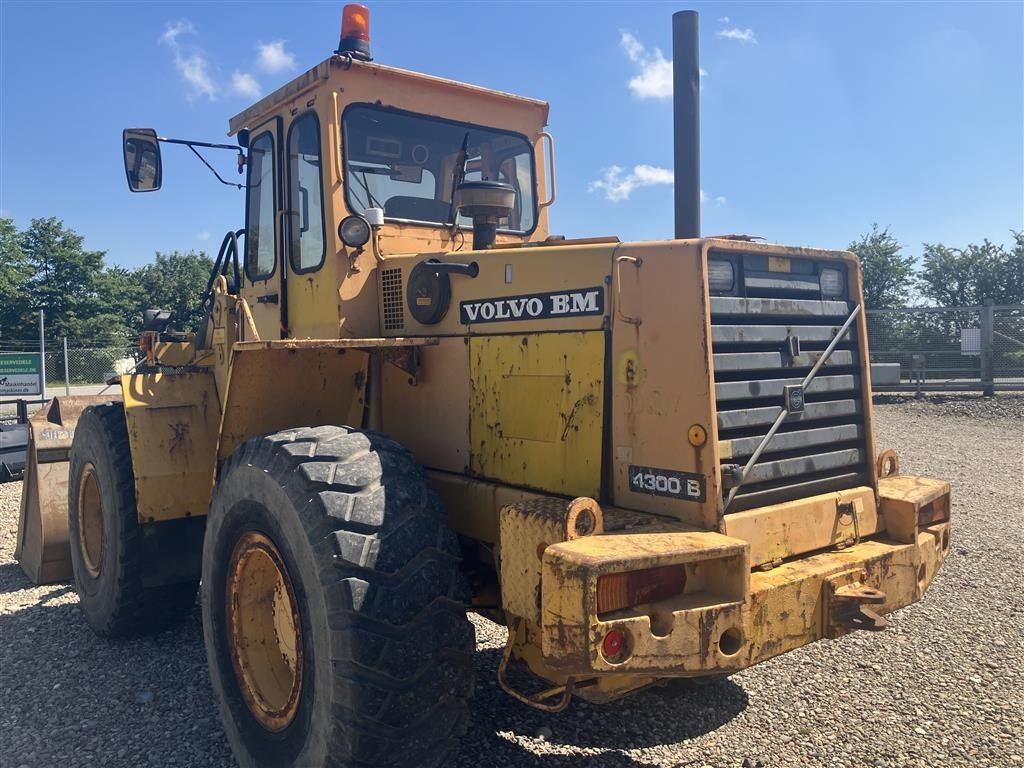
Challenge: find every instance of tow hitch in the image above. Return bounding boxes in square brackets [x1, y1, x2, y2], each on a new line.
[827, 579, 889, 635]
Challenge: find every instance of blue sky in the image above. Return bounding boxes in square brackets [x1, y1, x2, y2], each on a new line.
[1, 1, 1021, 269]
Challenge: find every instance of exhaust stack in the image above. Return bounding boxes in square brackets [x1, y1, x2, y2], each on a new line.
[673, 10, 700, 240]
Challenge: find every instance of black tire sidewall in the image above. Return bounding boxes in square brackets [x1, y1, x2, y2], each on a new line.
[68, 407, 129, 631]
[202, 463, 334, 768]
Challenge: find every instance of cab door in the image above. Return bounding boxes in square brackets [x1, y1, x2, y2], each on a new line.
[283, 109, 338, 339]
[241, 117, 284, 340]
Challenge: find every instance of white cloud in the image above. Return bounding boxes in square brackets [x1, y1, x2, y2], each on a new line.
[620, 31, 672, 100]
[160, 19, 194, 47]
[197, 230, 212, 241]
[620, 31, 708, 100]
[717, 27, 757, 44]
[700, 189, 727, 206]
[231, 71, 261, 98]
[160, 19, 218, 100]
[718, 16, 730, 23]
[257, 40, 296, 74]
[589, 164, 674, 202]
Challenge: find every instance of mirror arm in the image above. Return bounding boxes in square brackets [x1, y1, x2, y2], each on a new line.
[185, 144, 243, 190]
[156, 136, 245, 190]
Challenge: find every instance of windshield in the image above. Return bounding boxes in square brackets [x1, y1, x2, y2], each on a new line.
[342, 104, 537, 233]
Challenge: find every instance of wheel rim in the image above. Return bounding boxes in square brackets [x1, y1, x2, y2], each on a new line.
[77, 463, 104, 577]
[226, 531, 304, 732]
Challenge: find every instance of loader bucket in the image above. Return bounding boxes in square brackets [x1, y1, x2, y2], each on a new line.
[14, 395, 121, 585]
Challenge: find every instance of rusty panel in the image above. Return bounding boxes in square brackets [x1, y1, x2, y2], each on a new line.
[382, 338, 470, 474]
[469, 332, 604, 498]
[878, 474, 952, 543]
[609, 240, 719, 529]
[724, 485, 880, 567]
[218, 346, 368, 462]
[122, 373, 220, 523]
[540, 531, 750, 674]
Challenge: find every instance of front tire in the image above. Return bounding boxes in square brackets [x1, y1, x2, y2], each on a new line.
[67, 403, 198, 637]
[202, 426, 474, 768]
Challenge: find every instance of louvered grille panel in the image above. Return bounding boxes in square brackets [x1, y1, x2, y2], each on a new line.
[710, 254, 868, 513]
[381, 268, 404, 331]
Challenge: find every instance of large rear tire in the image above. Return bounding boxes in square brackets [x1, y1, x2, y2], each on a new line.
[68, 403, 198, 636]
[202, 426, 474, 768]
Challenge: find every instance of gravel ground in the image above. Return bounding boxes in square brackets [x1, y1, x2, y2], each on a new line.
[1, 395, 1021, 768]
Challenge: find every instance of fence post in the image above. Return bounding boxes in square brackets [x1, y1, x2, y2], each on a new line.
[980, 298, 994, 397]
[37, 310, 47, 400]
[63, 337, 71, 396]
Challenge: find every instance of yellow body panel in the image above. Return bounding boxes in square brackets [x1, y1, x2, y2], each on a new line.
[217, 343, 369, 462]
[120, 372, 220, 522]
[469, 332, 604, 497]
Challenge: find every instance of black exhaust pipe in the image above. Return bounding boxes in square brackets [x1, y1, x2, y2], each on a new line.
[673, 10, 700, 240]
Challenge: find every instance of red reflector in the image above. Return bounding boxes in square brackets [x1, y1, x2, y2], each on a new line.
[602, 629, 624, 658]
[596, 563, 687, 614]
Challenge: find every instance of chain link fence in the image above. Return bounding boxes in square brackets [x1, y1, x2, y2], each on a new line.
[866, 302, 1024, 393]
[1, 342, 137, 421]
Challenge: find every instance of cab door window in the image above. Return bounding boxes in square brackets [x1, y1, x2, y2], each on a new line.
[287, 112, 326, 273]
[245, 131, 277, 281]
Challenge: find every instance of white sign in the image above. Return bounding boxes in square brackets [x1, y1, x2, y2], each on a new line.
[960, 328, 981, 356]
[0, 353, 42, 395]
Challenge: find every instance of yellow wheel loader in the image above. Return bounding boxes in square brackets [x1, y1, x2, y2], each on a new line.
[16, 6, 952, 767]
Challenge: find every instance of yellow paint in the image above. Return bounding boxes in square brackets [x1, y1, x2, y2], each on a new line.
[121, 372, 220, 522]
[470, 332, 604, 497]
[218, 345, 369, 462]
[768, 255, 791, 272]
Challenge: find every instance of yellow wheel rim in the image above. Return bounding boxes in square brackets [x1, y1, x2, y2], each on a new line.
[77, 463, 104, 578]
[226, 531, 303, 732]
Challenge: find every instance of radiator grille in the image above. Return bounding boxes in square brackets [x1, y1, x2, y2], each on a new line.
[381, 268, 404, 331]
[711, 253, 868, 513]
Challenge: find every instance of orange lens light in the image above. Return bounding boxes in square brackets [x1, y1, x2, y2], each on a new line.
[596, 563, 687, 614]
[341, 4, 370, 42]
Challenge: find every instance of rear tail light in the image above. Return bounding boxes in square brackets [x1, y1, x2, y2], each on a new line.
[596, 563, 687, 615]
[917, 495, 950, 526]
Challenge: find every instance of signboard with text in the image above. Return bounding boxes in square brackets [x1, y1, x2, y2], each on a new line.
[0, 353, 42, 395]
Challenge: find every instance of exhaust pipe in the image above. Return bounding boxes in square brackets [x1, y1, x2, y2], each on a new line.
[673, 10, 700, 240]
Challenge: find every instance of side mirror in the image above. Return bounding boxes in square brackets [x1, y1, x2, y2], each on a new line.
[123, 128, 162, 192]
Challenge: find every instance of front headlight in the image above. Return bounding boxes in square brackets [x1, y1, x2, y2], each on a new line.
[820, 267, 845, 297]
[708, 259, 735, 292]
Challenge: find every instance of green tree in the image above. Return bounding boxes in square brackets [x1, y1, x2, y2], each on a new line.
[0, 218, 32, 339]
[919, 235, 1024, 306]
[133, 250, 214, 332]
[848, 224, 917, 308]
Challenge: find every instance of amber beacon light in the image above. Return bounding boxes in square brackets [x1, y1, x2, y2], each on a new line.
[337, 4, 372, 60]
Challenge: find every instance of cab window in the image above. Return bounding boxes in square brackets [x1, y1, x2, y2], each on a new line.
[287, 112, 326, 273]
[342, 104, 537, 234]
[245, 131, 276, 281]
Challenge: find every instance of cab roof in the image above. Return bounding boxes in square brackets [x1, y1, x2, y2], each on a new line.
[228, 55, 549, 136]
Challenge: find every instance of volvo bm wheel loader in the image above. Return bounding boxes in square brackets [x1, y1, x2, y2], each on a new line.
[16, 6, 951, 767]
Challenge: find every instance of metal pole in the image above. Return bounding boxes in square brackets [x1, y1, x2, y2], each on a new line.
[37, 310, 46, 401]
[672, 10, 701, 240]
[63, 337, 71, 396]
[980, 299, 994, 397]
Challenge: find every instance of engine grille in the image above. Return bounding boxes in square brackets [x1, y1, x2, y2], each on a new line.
[710, 254, 868, 513]
[381, 267, 404, 331]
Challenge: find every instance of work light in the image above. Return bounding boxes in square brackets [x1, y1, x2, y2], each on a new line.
[707, 259, 734, 292]
[819, 267, 845, 297]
